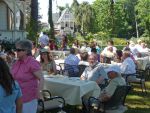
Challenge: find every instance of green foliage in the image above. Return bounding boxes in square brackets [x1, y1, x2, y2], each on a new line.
[26, 18, 38, 41]
[113, 38, 127, 45]
[75, 32, 85, 42]
[71, 1, 94, 34]
[136, 0, 150, 37]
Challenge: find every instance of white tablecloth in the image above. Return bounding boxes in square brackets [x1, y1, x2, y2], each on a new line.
[136, 56, 150, 70]
[55, 59, 64, 65]
[44, 76, 100, 105]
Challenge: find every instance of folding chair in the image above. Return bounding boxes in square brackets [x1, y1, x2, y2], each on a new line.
[122, 70, 147, 93]
[37, 90, 65, 113]
[82, 85, 131, 113]
[78, 64, 87, 77]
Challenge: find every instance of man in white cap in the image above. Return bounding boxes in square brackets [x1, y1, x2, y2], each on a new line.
[99, 65, 126, 102]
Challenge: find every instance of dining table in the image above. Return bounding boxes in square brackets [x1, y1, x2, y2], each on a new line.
[44, 75, 100, 105]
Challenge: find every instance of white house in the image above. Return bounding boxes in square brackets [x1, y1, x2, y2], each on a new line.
[54, 8, 75, 35]
[0, 0, 28, 43]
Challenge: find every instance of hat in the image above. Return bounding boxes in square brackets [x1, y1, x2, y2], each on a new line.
[106, 65, 121, 74]
[40, 48, 49, 53]
[80, 47, 88, 53]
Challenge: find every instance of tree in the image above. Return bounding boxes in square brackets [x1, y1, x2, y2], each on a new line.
[136, 0, 150, 37]
[48, 0, 54, 39]
[92, 0, 139, 38]
[27, 0, 39, 41]
[71, 0, 80, 32]
[80, 2, 95, 34]
[71, 1, 94, 34]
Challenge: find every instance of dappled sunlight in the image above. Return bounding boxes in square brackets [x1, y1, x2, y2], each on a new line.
[125, 80, 150, 112]
[127, 95, 143, 100]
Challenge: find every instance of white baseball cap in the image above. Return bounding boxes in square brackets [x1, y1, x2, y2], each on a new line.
[106, 65, 121, 74]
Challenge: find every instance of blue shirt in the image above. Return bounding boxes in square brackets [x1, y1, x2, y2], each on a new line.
[65, 54, 80, 72]
[0, 81, 22, 113]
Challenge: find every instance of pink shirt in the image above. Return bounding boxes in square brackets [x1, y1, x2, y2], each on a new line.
[11, 56, 41, 103]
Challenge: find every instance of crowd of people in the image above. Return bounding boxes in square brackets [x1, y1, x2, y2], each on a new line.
[0, 35, 150, 113]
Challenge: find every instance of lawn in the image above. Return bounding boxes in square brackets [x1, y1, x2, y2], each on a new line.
[124, 81, 150, 113]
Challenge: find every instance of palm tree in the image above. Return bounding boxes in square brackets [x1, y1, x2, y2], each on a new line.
[71, 0, 80, 32]
[80, 2, 94, 34]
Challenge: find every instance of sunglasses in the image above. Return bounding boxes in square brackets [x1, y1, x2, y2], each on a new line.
[15, 48, 26, 52]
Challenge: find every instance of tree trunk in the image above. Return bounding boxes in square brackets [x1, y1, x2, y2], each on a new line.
[30, 0, 38, 34]
[48, 0, 55, 39]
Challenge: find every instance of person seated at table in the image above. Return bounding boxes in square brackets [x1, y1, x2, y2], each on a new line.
[64, 48, 80, 75]
[129, 41, 141, 58]
[139, 42, 149, 53]
[40, 48, 57, 75]
[82, 65, 126, 104]
[100, 46, 115, 63]
[120, 51, 140, 82]
[79, 49, 89, 66]
[80, 53, 108, 85]
[113, 50, 123, 63]
[102, 40, 117, 54]
[91, 48, 100, 62]
[99, 65, 126, 102]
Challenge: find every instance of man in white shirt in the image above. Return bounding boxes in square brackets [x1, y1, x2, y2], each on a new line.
[120, 51, 140, 82]
[129, 41, 140, 58]
[121, 51, 136, 74]
[38, 32, 49, 47]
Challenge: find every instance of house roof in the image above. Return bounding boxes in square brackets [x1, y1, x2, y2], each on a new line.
[52, 13, 60, 23]
[57, 8, 74, 23]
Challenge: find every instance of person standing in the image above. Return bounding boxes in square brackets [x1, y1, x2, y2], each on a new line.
[0, 57, 22, 113]
[11, 40, 44, 113]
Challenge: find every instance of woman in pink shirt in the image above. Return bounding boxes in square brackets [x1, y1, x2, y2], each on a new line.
[11, 40, 44, 113]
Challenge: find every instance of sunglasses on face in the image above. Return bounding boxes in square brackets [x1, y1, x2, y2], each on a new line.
[15, 48, 26, 52]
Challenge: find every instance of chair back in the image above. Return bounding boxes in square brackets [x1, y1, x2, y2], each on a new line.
[64, 63, 79, 77]
[104, 85, 131, 109]
[78, 64, 87, 76]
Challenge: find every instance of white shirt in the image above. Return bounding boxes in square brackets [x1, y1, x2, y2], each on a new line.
[135, 44, 142, 52]
[38, 34, 49, 46]
[103, 46, 117, 53]
[129, 46, 139, 58]
[120, 57, 136, 74]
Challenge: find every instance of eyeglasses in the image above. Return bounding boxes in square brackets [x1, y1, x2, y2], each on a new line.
[15, 48, 25, 52]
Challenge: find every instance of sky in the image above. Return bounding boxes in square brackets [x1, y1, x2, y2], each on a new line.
[39, 0, 95, 23]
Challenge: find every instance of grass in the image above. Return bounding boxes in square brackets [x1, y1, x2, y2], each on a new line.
[48, 78, 150, 113]
[124, 81, 150, 113]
